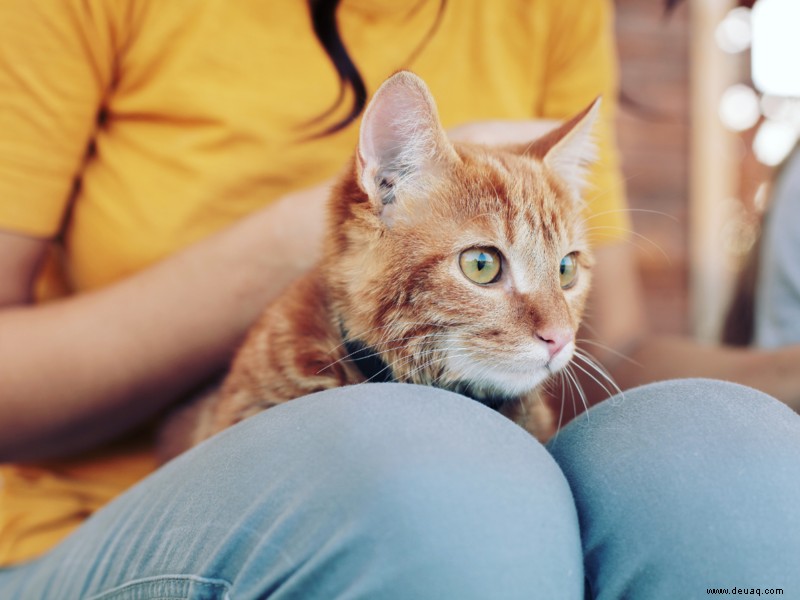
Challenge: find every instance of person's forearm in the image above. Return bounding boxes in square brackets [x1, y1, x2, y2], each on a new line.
[0, 185, 329, 462]
[554, 333, 800, 425]
[611, 335, 800, 412]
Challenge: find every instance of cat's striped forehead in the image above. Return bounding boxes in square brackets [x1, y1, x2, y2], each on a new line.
[448, 146, 583, 249]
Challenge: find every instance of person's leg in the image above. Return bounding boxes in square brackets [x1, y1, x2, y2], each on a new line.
[549, 378, 800, 600]
[754, 146, 800, 347]
[0, 383, 584, 600]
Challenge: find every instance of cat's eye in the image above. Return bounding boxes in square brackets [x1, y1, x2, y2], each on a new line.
[459, 247, 502, 285]
[560, 253, 579, 289]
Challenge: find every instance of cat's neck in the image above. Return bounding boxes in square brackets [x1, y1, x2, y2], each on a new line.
[338, 323, 520, 410]
[339, 323, 396, 384]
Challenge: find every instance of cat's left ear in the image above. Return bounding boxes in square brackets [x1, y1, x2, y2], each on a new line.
[356, 71, 458, 225]
[521, 97, 602, 194]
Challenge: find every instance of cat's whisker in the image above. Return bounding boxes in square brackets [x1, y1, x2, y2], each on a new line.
[576, 338, 642, 367]
[379, 344, 467, 383]
[370, 332, 452, 357]
[388, 348, 443, 379]
[582, 225, 671, 264]
[316, 330, 452, 375]
[358, 347, 445, 383]
[573, 363, 614, 406]
[359, 346, 453, 385]
[548, 371, 570, 446]
[580, 207, 678, 224]
[573, 368, 591, 420]
[560, 369, 574, 434]
[564, 365, 590, 421]
[327, 321, 448, 348]
[572, 352, 624, 398]
[582, 171, 643, 207]
[572, 349, 624, 398]
[564, 367, 580, 419]
[324, 321, 448, 354]
[316, 348, 392, 377]
[402, 350, 472, 385]
[373, 330, 453, 348]
[429, 349, 502, 391]
[572, 347, 630, 406]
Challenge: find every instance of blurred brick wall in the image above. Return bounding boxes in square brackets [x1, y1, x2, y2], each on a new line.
[614, 0, 691, 334]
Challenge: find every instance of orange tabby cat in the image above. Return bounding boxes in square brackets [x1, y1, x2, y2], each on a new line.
[160, 71, 599, 460]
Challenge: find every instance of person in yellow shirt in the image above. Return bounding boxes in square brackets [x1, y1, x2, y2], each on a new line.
[0, 0, 798, 597]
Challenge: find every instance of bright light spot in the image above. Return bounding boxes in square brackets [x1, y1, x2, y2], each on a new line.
[719, 84, 761, 131]
[715, 7, 752, 54]
[752, 0, 800, 96]
[753, 119, 798, 166]
[760, 96, 800, 134]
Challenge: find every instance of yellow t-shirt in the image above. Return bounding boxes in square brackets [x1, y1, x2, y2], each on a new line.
[0, 0, 628, 565]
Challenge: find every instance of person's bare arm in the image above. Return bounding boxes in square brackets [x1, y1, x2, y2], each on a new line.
[575, 242, 800, 412]
[0, 183, 330, 462]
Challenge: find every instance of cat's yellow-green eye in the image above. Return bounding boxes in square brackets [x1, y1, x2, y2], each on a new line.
[559, 252, 579, 289]
[459, 247, 502, 285]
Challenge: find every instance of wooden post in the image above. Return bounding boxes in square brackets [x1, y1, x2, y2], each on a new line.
[688, 0, 740, 341]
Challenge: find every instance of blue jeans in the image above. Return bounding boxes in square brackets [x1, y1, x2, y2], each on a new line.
[1, 379, 798, 599]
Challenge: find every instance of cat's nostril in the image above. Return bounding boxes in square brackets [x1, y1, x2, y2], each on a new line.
[535, 328, 573, 358]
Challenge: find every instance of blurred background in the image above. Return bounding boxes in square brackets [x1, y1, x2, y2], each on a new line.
[613, 0, 797, 342]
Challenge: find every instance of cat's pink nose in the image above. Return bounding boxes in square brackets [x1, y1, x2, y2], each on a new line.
[536, 328, 573, 359]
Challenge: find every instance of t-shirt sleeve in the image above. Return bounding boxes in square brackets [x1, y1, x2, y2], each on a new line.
[0, 0, 117, 237]
[539, 0, 630, 245]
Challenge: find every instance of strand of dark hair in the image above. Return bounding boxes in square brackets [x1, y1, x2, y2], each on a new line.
[306, 0, 447, 137]
[306, 0, 366, 136]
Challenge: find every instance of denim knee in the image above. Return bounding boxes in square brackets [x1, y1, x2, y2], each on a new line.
[217, 383, 585, 599]
[549, 378, 800, 600]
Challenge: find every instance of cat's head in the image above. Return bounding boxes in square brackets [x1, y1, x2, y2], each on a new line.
[326, 71, 598, 404]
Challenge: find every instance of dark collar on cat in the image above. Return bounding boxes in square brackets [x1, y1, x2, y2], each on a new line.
[339, 324, 514, 411]
[341, 327, 396, 383]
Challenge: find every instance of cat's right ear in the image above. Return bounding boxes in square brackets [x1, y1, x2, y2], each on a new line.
[356, 71, 457, 225]
[518, 98, 601, 195]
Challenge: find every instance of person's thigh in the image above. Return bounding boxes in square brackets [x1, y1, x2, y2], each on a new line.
[0, 383, 584, 600]
[549, 378, 800, 600]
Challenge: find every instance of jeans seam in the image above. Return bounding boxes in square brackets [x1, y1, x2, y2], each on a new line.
[85, 574, 232, 600]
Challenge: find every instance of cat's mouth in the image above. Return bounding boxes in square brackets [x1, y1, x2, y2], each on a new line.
[545, 341, 576, 373]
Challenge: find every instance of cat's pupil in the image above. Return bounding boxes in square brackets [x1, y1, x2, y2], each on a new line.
[459, 247, 501, 285]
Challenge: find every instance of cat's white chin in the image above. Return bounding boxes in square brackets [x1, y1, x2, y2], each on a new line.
[445, 347, 573, 398]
